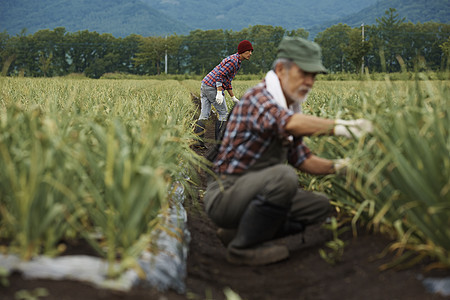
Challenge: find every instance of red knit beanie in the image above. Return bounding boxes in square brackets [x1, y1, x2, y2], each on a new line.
[238, 40, 253, 54]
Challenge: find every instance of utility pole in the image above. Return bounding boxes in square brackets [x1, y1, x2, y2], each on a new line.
[165, 35, 168, 74]
[361, 23, 365, 74]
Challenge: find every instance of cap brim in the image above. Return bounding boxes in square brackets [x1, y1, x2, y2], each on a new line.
[295, 61, 328, 74]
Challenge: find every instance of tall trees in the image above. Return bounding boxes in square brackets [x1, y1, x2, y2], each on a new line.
[66, 30, 101, 74]
[364, 10, 449, 73]
[373, 8, 406, 72]
[440, 37, 450, 70]
[245, 25, 285, 74]
[181, 29, 226, 75]
[314, 9, 449, 73]
[115, 34, 141, 74]
[33, 27, 69, 76]
[286, 29, 309, 39]
[0, 17, 448, 77]
[315, 24, 352, 73]
[9, 29, 35, 76]
[0, 31, 14, 76]
[84, 33, 123, 78]
[134, 34, 182, 75]
[342, 27, 371, 73]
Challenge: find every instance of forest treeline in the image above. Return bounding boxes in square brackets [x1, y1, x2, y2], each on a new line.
[1, 9, 449, 78]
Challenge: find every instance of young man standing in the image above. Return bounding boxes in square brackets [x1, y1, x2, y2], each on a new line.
[194, 40, 253, 148]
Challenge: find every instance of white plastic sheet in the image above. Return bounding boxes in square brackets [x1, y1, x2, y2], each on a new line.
[0, 183, 190, 293]
[422, 277, 450, 297]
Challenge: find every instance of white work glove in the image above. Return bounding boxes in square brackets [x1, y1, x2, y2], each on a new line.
[215, 91, 224, 105]
[334, 119, 373, 139]
[231, 96, 239, 103]
[332, 158, 351, 176]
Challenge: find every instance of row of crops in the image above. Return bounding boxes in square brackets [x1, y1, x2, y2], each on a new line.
[0, 78, 207, 277]
[0, 75, 448, 279]
[299, 77, 450, 269]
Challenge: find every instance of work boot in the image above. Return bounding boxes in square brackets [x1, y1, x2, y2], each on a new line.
[226, 243, 289, 266]
[214, 120, 227, 142]
[218, 222, 305, 248]
[193, 120, 206, 148]
[227, 195, 290, 266]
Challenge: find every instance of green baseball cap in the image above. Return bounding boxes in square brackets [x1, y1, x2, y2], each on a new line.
[276, 37, 328, 74]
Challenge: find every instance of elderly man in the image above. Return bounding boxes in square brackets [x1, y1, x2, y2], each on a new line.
[194, 40, 253, 148]
[203, 37, 372, 266]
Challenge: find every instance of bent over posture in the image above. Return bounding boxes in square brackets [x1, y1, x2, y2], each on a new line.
[194, 40, 253, 148]
[203, 37, 372, 266]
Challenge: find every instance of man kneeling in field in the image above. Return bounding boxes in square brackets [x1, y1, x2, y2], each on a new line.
[203, 37, 373, 266]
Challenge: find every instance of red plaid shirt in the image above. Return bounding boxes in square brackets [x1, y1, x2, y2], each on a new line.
[214, 79, 312, 174]
[202, 53, 242, 90]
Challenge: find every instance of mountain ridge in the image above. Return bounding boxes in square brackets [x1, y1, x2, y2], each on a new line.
[139, 0, 377, 32]
[0, 0, 448, 38]
[0, 0, 191, 37]
[308, 0, 450, 37]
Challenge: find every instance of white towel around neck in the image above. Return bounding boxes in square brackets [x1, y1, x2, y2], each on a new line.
[265, 70, 302, 113]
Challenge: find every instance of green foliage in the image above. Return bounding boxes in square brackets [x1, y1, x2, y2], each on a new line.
[15, 288, 49, 300]
[318, 71, 450, 81]
[354, 77, 450, 268]
[342, 28, 371, 73]
[299, 78, 450, 269]
[0, 75, 448, 274]
[440, 37, 450, 70]
[99, 72, 204, 81]
[2, 20, 449, 78]
[314, 9, 450, 74]
[245, 25, 286, 73]
[223, 287, 243, 300]
[286, 29, 309, 39]
[319, 217, 348, 265]
[1, 3, 449, 78]
[0, 266, 9, 287]
[134, 35, 182, 75]
[365, 10, 450, 73]
[180, 29, 227, 75]
[0, 104, 82, 259]
[314, 24, 352, 73]
[0, 78, 205, 272]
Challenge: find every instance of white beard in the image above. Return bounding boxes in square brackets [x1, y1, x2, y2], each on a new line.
[285, 88, 310, 113]
[294, 92, 309, 105]
[265, 70, 309, 113]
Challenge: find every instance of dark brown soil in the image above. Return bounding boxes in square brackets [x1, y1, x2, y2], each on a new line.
[1, 100, 449, 300]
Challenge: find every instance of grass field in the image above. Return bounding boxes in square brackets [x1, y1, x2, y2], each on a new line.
[0, 76, 448, 274]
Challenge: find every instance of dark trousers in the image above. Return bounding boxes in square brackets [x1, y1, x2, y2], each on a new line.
[204, 163, 332, 229]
